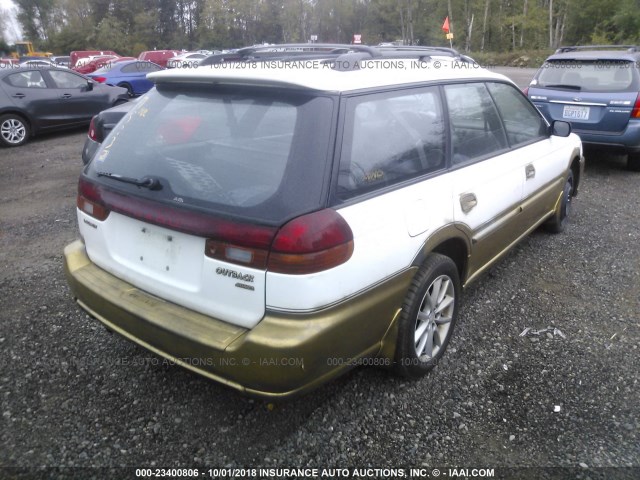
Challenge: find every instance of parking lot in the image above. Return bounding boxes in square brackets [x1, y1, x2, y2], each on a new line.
[0, 71, 638, 479]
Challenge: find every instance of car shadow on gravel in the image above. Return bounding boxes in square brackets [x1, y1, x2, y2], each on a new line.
[583, 151, 630, 172]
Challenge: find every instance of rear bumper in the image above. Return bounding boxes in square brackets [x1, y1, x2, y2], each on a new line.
[532, 101, 640, 153]
[575, 121, 640, 153]
[64, 240, 413, 399]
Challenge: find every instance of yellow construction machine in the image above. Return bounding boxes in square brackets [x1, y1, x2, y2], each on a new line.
[10, 41, 53, 59]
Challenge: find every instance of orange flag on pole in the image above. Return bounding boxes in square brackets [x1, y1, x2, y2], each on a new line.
[442, 16, 450, 33]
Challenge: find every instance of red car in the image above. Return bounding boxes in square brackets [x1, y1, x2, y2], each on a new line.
[70, 50, 119, 69]
[137, 50, 181, 68]
[73, 56, 136, 75]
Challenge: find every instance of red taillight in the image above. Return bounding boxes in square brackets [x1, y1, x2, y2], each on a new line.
[78, 177, 110, 221]
[268, 209, 354, 274]
[631, 93, 640, 118]
[87, 116, 101, 142]
[92, 76, 107, 83]
[204, 223, 275, 270]
[78, 176, 353, 274]
[206, 209, 354, 274]
[79, 176, 276, 236]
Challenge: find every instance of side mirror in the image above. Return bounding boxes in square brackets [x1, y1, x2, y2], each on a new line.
[86, 80, 94, 91]
[551, 120, 571, 137]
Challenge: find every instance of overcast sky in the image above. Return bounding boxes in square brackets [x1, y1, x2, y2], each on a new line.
[1, 0, 22, 43]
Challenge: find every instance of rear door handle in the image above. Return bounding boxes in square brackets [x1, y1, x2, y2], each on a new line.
[12, 93, 25, 99]
[525, 164, 536, 179]
[61, 93, 72, 99]
[460, 193, 478, 213]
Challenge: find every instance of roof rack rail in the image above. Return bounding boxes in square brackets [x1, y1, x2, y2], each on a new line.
[555, 45, 640, 54]
[199, 43, 476, 69]
[199, 43, 382, 67]
[376, 45, 476, 62]
[376, 45, 460, 55]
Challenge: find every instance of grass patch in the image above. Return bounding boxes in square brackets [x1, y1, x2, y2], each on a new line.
[469, 50, 554, 68]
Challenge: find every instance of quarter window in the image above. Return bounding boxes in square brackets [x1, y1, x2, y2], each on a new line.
[121, 63, 138, 74]
[5, 70, 46, 88]
[338, 88, 446, 199]
[444, 83, 508, 166]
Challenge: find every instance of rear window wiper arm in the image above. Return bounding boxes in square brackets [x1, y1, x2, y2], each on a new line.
[97, 171, 162, 190]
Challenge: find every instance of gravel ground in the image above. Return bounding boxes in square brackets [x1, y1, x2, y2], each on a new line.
[1, 122, 638, 480]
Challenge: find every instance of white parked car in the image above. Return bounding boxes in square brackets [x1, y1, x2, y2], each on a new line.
[65, 44, 584, 399]
[165, 52, 208, 69]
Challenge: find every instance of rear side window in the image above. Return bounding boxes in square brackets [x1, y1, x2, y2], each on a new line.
[444, 83, 508, 166]
[487, 82, 548, 147]
[121, 62, 161, 74]
[338, 87, 446, 199]
[535, 60, 639, 92]
[87, 86, 334, 225]
[5, 71, 46, 88]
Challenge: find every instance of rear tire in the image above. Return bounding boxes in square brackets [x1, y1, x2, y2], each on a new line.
[394, 254, 460, 378]
[118, 82, 133, 97]
[0, 114, 30, 147]
[545, 170, 574, 233]
[627, 153, 640, 172]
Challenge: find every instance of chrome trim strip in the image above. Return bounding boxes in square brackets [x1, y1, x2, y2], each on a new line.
[549, 100, 608, 107]
[266, 267, 413, 314]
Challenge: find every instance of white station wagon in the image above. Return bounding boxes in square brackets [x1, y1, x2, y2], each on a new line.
[65, 45, 584, 399]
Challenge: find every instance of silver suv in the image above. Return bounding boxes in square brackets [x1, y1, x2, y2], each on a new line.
[65, 45, 584, 399]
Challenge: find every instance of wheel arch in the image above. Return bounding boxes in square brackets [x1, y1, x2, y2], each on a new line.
[0, 110, 34, 135]
[411, 226, 470, 284]
[569, 146, 583, 197]
[117, 81, 133, 95]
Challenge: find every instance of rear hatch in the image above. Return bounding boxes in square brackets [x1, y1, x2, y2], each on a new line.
[529, 59, 640, 134]
[78, 84, 335, 328]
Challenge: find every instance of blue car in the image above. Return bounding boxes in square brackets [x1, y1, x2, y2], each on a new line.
[527, 45, 640, 171]
[88, 60, 162, 97]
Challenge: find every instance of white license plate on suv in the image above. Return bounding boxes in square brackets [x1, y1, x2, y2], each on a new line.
[562, 105, 590, 120]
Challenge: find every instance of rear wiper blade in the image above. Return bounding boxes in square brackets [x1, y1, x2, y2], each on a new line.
[542, 84, 582, 91]
[97, 171, 162, 190]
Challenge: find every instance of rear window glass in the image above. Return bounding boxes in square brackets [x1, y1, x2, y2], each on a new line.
[338, 87, 446, 199]
[535, 60, 639, 92]
[86, 85, 334, 225]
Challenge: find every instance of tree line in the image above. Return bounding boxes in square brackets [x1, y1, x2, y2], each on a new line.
[4, 0, 640, 56]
